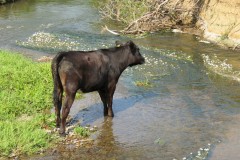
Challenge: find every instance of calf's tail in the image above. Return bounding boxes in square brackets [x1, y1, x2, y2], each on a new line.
[51, 52, 65, 109]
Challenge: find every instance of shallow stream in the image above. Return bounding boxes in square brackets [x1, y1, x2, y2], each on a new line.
[1, 1, 240, 159]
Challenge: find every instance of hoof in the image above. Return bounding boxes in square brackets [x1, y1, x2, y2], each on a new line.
[56, 119, 61, 128]
[59, 127, 66, 136]
[59, 130, 67, 137]
[108, 113, 114, 117]
[59, 132, 67, 137]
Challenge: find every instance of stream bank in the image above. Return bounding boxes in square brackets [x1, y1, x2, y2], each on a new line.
[100, 0, 240, 50]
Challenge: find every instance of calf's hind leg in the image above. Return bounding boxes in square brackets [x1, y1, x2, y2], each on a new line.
[60, 89, 76, 135]
[58, 63, 78, 135]
[54, 87, 62, 128]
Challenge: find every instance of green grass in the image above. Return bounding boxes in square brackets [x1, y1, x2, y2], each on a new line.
[73, 126, 90, 137]
[0, 118, 53, 156]
[0, 51, 53, 118]
[0, 50, 56, 157]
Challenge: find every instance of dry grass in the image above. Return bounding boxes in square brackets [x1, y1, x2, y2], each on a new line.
[100, 0, 204, 34]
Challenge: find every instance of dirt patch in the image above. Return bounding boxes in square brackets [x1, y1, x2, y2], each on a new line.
[37, 56, 53, 62]
[199, 0, 240, 49]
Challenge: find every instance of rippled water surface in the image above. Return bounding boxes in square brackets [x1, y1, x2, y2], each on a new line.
[1, 1, 240, 160]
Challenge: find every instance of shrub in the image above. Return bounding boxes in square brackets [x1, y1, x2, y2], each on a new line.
[99, 0, 150, 24]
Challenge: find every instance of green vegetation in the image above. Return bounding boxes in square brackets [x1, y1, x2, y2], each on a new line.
[0, 51, 53, 118]
[134, 79, 151, 87]
[0, 50, 55, 157]
[0, 117, 54, 157]
[73, 126, 90, 137]
[0, 50, 89, 158]
[134, 75, 152, 87]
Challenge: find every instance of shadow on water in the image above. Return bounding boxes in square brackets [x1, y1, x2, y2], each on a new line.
[70, 92, 158, 127]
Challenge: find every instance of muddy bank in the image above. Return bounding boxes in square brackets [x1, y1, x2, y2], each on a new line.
[199, 0, 240, 50]
[168, 0, 240, 49]
[102, 0, 240, 50]
[167, 0, 240, 49]
[172, 0, 240, 49]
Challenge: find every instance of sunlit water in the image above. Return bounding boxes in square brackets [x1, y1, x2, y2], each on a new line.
[1, 1, 240, 160]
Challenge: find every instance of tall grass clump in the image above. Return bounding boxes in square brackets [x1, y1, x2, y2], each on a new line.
[0, 50, 55, 157]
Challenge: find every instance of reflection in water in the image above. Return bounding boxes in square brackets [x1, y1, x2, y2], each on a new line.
[94, 117, 123, 159]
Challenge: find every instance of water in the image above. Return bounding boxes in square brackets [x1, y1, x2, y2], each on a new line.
[1, 1, 240, 160]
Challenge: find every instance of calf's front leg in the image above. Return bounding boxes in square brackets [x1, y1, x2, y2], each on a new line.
[98, 90, 108, 116]
[106, 84, 116, 117]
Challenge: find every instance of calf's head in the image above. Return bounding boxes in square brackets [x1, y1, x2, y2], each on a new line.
[125, 40, 145, 67]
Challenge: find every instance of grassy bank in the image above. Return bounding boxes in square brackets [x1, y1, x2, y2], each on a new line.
[0, 50, 55, 157]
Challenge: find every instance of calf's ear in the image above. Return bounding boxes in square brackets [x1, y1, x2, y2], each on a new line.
[115, 41, 123, 47]
[127, 40, 136, 54]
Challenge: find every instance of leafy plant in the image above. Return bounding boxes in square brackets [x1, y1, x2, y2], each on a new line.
[134, 77, 152, 87]
[73, 126, 90, 137]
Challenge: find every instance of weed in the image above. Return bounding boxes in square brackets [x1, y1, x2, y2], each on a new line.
[134, 78, 152, 87]
[134, 81, 151, 87]
[73, 126, 90, 137]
